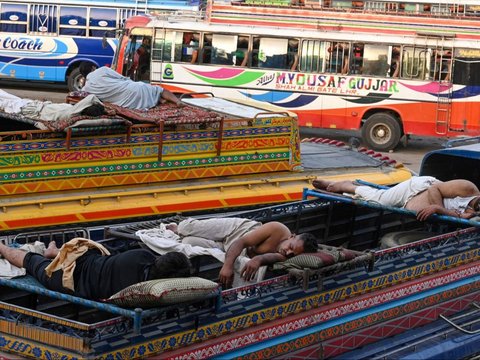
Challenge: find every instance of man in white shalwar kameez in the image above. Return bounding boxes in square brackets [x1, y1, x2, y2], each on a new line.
[313, 176, 480, 221]
[0, 89, 104, 123]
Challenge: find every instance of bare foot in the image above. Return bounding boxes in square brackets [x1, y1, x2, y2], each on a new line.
[313, 179, 356, 194]
[312, 179, 333, 191]
[44, 241, 59, 259]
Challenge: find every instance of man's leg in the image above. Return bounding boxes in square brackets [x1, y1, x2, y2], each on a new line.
[43, 241, 60, 259]
[312, 179, 358, 194]
[182, 236, 223, 249]
[0, 243, 28, 267]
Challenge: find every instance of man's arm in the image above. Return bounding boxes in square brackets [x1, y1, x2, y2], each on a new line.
[159, 88, 183, 107]
[417, 180, 480, 221]
[433, 180, 480, 198]
[416, 204, 467, 221]
[241, 253, 286, 281]
[218, 224, 274, 288]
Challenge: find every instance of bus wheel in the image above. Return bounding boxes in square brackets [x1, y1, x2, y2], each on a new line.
[362, 113, 401, 151]
[67, 68, 85, 92]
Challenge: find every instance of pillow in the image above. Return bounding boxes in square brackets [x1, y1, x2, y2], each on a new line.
[105, 277, 220, 308]
[273, 245, 362, 271]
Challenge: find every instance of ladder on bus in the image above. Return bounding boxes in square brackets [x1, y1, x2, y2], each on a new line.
[135, 0, 148, 14]
[435, 83, 452, 135]
[434, 43, 454, 135]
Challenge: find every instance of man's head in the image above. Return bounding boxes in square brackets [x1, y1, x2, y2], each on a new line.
[79, 62, 96, 78]
[81, 104, 105, 117]
[277, 232, 318, 258]
[148, 252, 192, 280]
[470, 196, 480, 212]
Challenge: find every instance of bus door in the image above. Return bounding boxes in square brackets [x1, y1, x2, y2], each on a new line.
[451, 49, 480, 133]
[123, 28, 153, 81]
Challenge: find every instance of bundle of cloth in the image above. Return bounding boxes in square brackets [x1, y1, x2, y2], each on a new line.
[0, 89, 130, 131]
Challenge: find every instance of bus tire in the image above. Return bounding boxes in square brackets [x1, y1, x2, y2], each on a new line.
[362, 113, 401, 151]
[67, 67, 85, 92]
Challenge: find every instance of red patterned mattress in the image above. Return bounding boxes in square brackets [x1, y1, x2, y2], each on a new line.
[67, 92, 224, 125]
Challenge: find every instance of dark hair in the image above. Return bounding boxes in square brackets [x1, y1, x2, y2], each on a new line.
[81, 104, 105, 117]
[298, 233, 319, 253]
[474, 196, 480, 212]
[79, 62, 95, 78]
[149, 252, 192, 280]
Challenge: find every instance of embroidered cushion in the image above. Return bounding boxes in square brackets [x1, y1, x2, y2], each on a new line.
[105, 277, 220, 308]
[273, 245, 362, 271]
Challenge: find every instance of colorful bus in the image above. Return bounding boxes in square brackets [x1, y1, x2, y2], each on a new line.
[114, 0, 480, 151]
[0, 0, 202, 91]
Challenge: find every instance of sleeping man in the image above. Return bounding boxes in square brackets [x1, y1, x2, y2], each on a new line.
[138, 217, 319, 289]
[0, 89, 106, 124]
[0, 239, 191, 300]
[313, 176, 480, 221]
[79, 63, 183, 110]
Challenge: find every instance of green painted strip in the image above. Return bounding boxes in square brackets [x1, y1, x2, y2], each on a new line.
[0, 151, 290, 182]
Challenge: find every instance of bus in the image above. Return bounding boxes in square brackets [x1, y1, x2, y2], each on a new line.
[0, 0, 202, 91]
[113, 0, 480, 151]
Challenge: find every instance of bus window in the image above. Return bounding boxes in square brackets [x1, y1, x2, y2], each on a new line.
[252, 37, 289, 69]
[390, 46, 401, 77]
[351, 43, 364, 74]
[160, 30, 183, 62]
[152, 29, 166, 61]
[361, 44, 389, 76]
[453, 48, 480, 85]
[288, 39, 299, 71]
[326, 42, 349, 74]
[402, 46, 429, 79]
[59, 7, 86, 36]
[234, 35, 249, 67]
[30, 4, 57, 34]
[89, 8, 116, 37]
[202, 33, 213, 64]
[300, 40, 326, 73]
[210, 34, 236, 65]
[430, 49, 452, 81]
[181, 32, 200, 63]
[0, 3, 27, 33]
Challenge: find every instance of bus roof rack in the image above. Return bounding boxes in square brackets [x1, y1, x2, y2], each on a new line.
[416, 31, 456, 38]
[151, 9, 205, 22]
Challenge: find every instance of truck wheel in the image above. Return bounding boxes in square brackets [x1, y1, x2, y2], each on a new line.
[67, 68, 85, 92]
[380, 231, 436, 249]
[361, 113, 402, 151]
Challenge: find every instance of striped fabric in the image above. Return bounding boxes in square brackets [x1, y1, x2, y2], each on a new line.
[105, 277, 220, 308]
[273, 245, 363, 271]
